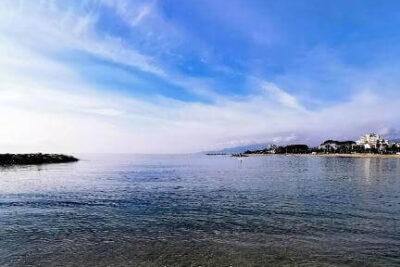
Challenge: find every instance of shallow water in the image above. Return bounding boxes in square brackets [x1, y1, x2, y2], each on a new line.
[0, 154, 399, 266]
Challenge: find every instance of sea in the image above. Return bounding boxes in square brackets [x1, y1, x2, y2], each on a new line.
[0, 154, 399, 266]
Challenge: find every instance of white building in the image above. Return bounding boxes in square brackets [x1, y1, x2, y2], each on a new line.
[267, 144, 277, 154]
[356, 133, 389, 150]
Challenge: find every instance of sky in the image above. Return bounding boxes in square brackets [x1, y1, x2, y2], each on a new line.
[1, 0, 400, 153]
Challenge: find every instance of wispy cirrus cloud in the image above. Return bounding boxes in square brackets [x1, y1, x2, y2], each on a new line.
[0, 0, 166, 77]
[1, 0, 400, 153]
[100, 0, 157, 27]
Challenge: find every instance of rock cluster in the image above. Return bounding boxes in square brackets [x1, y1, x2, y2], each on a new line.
[0, 153, 79, 165]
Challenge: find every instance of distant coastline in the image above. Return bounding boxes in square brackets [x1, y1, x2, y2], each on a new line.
[246, 153, 400, 159]
[0, 153, 79, 165]
[206, 133, 400, 158]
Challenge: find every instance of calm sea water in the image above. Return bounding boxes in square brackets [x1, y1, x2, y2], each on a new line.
[0, 154, 399, 266]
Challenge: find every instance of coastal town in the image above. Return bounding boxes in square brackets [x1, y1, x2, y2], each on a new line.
[242, 133, 400, 156]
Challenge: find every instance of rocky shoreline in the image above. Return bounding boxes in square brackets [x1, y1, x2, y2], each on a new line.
[0, 153, 79, 165]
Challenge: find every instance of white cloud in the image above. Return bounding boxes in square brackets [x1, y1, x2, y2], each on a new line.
[0, 0, 166, 77]
[2, 65, 397, 154]
[100, 0, 156, 27]
[1, 1, 400, 154]
[260, 81, 304, 110]
[132, 4, 153, 26]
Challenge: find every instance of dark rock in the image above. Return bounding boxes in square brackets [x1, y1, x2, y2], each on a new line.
[0, 153, 79, 165]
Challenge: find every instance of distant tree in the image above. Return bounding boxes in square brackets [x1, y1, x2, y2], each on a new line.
[284, 144, 309, 154]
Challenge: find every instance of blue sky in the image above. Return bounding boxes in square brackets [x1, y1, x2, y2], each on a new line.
[1, 0, 400, 153]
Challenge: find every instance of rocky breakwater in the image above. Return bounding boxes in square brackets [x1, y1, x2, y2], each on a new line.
[0, 153, 79, 165]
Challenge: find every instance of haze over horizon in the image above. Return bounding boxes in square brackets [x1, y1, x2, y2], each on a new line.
[2, 0, 400, 153]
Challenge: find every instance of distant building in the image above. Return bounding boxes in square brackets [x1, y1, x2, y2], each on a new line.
[267, 144, 277, 154]
[356, 133, 389, 151]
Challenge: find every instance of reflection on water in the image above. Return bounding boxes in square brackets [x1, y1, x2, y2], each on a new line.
[0, 154, 399, 266]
